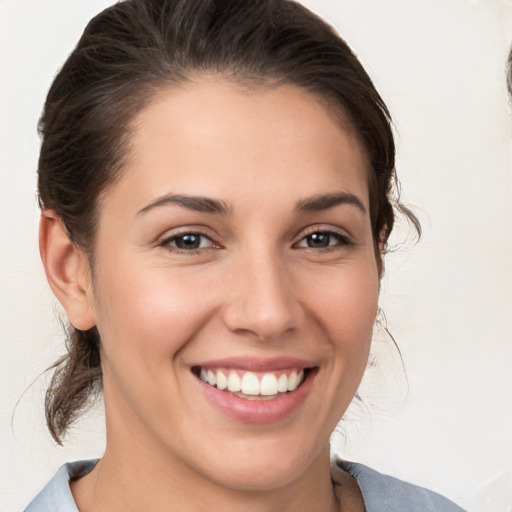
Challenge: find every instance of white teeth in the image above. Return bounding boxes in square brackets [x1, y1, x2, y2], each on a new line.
[287, 370, 304, 391]
[216, 370, 228, 390]
[241, 372, 260, 395]
[287, 371, 298, 391]
[260, 373, 278, 396]
[227, 372, 241, 392]
[198, 368, 306, 396]
[277, 373, 288, 393]
[207, 370, 216, 386]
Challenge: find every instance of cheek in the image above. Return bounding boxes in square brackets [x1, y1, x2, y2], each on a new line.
[301, 258, 379, 399]
[92, 257, 220, 366]
[294, 258, 379, 429]
[303, 259, 379, 342]
[91, 259, 224, 431]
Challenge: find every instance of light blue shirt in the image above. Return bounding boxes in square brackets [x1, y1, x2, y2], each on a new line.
[24, 459, 467, 511]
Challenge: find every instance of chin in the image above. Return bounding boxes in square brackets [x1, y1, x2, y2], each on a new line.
[187, 432, 329, 492]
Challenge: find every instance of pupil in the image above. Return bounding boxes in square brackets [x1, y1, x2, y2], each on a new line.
[176, 234, 200, 250]
[307, 233, 330, 248]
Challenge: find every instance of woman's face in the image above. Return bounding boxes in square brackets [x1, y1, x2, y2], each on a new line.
[86, 80, 379, 490]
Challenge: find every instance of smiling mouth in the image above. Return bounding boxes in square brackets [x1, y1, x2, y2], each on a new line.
[192, 367, 311, 400]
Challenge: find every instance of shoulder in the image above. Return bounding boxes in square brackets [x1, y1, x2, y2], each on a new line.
[24, 460, 96, 512]
[334, 459, 467, 512]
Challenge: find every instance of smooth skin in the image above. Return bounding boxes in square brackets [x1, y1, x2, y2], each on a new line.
[40, 79, 378, 512]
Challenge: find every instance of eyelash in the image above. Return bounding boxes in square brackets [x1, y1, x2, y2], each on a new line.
[159, 231, 218, 253]
[158, 227, 353, 254]
[294, 228, 353, 250]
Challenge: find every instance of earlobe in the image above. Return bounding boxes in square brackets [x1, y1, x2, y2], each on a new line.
[39, 211, 96, 331]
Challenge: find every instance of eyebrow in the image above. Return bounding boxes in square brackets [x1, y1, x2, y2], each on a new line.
[295, 192, 366, 214]
[136, 191, 366, 217]
[137, 194, 231, 216]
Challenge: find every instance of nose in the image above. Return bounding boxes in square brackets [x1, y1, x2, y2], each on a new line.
[221, 249, 302, 341]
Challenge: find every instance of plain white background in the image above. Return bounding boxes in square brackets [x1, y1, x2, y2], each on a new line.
[1, 1, 511, 511]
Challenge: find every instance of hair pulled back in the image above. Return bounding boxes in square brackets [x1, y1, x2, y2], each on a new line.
[39, 0, 413, 444]
[508, 46, 512, 96]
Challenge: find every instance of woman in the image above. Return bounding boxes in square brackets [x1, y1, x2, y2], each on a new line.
[25, 0, 466, 510]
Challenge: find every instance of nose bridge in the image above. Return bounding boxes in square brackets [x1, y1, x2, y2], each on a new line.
[223, 242, 299, 340]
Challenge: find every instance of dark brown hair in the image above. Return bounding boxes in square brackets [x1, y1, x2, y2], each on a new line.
[39, 0, 418, 444]
[508, 46, 512, 97]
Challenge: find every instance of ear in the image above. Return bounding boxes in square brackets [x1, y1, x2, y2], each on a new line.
[39, 211, 96, 331]
[378, 227, 388, 254]
[376, 227, 388, 279]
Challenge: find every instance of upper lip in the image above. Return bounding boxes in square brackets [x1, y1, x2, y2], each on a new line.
[192, 356, 316, 372]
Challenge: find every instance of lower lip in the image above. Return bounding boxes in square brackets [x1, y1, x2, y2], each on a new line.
[196, 371, 315, 424]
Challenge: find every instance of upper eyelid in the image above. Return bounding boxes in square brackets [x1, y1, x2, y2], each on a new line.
[292, 226, 355, 250]
[160, 232, 216, 246]
[158, 233, 220, 255]
[158, 225, 219, 242]
[156, 224, 353, 246]
[295, 224, 352, 241]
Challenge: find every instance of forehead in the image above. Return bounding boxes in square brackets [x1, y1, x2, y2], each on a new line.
[104, 79, 370, 214]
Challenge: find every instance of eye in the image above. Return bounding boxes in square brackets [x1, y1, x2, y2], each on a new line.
[296, 230, 351, 249]
[161, 232, 215, 251]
